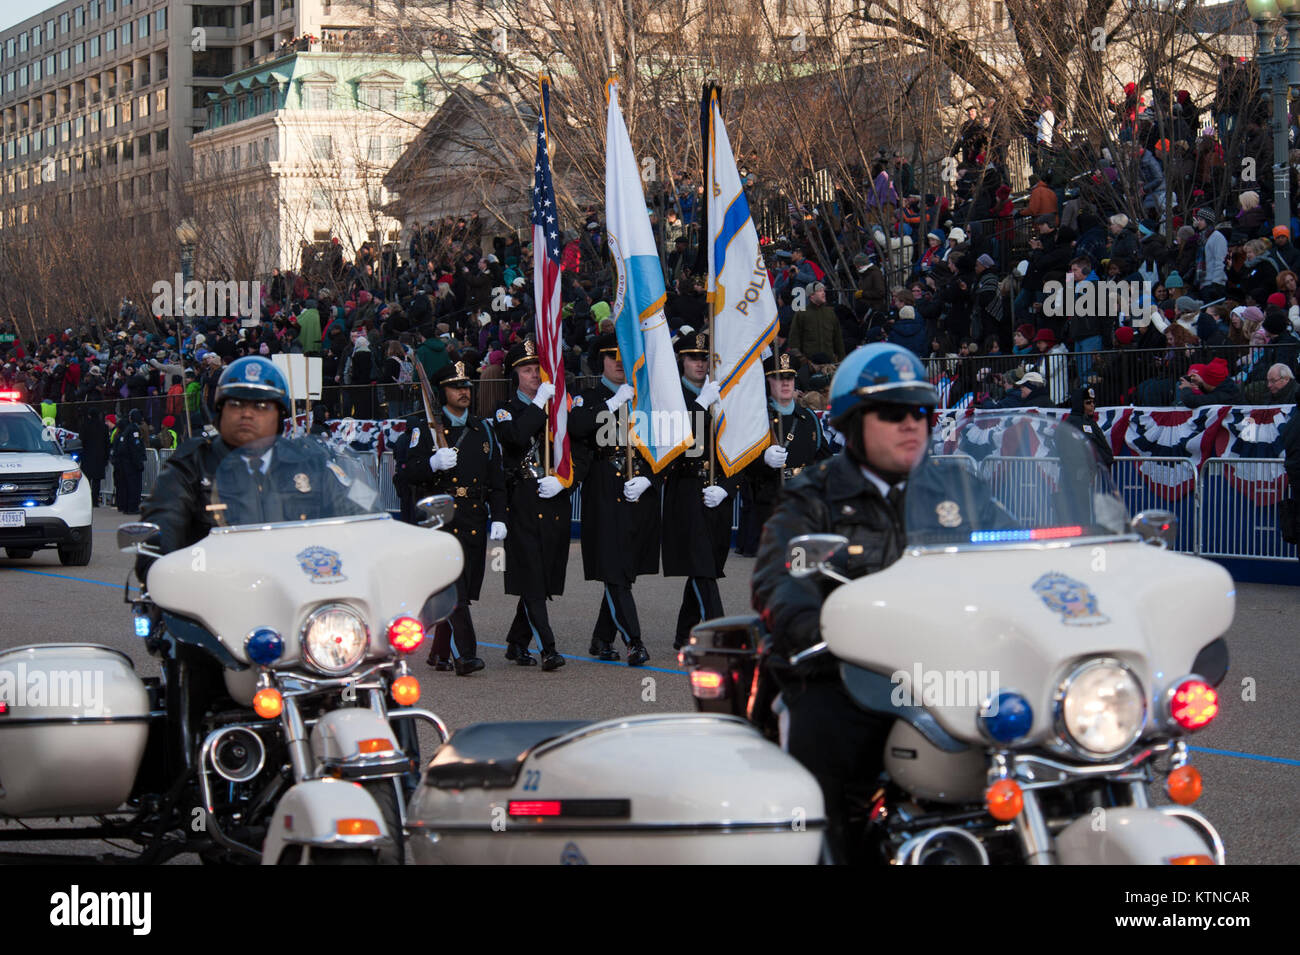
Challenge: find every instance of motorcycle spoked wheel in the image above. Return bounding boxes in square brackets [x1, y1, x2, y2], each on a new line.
[361, 778, 406, 866]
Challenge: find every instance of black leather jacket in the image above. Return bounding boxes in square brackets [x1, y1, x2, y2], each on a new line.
[751, 452, 905, 677]
[136, 434, 233, 580]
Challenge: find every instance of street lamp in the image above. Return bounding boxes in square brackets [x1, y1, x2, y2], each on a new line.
[1246, 0, 1300, 229]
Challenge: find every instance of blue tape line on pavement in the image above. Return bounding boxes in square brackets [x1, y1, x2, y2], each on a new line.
[478, 641, 683, 675]
[1188, 745, 1300, 767]
[9, 568, 137, 591]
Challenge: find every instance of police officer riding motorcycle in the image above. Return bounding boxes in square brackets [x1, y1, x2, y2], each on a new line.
[751, 343, 941, 863]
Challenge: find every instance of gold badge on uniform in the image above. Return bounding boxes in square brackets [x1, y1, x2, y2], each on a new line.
[483, 442, 490, 454]
[936, 500, 961, 528]
[294, 473, 312, 493]
[524, 339, 536, 358]
[779, 354, 791, 372]
[454, 361, 466, 379]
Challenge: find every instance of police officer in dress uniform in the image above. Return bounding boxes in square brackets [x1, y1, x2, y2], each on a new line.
[745, 349, 833, 537]
[567, 333, 658, 666]
[661, 332, 735, 650]
[491, 339, 568, 670]
[390, 361, 505, 675]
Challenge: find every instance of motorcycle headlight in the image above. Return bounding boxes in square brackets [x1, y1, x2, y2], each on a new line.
[300, 604, 369, 675]
[1054, 658, 1146, 760]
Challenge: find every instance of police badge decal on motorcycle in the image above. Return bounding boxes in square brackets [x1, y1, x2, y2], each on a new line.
[297, 546, 347, 584]
[1032, 572, 1109, 626]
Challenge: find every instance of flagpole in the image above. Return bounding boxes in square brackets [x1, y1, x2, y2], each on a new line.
[706, 85, 717, 487]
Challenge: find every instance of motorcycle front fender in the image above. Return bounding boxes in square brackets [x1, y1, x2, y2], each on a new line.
[261, 778, 393, 865]
[1054, 806, 1224, 865]
[309, 707, 412, 778]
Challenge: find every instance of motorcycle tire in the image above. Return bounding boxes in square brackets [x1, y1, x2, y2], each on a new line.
[362, 778, 406, 866]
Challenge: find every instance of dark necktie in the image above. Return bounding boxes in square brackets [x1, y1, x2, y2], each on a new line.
[886, 484, 905, 517]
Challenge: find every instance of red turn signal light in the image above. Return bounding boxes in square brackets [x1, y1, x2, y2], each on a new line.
[985, 779, 1024, 821]
[509, 801, 562, 817]
[387, 616, 425, 653]
[1169, 680, 1218, 731]
[1167, 765, 1203, 805]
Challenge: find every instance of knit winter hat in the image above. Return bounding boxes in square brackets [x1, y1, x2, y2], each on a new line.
[1164, 271, 1184, 289]
[898, 306, 916, 320]
[1114, 326, 1136, 345]
[1110, 213, 1130, 229]
[1188, 358, 1229, 390]
[1174, 295, 1203, 313]
[1034, 328, 1058, 345]
[977, 253, 996, 268]
[1015, 323, 1036, 341]
[1268, 292, 1288, 308]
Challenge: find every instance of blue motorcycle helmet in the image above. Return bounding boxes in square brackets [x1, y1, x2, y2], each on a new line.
[214, 356, 292, 414]
[828, 342, 939, 428]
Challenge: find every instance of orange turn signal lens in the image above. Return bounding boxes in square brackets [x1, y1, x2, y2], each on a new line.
[358, 737, 395, 754]
[985, 778, 1024, 821]
[1167, 765, 1203, 805]
[252, 687, 283, 719]
[391, 675, 420, 706]
[336, 818, 381, 837]
[1167, 854, 1214, 865]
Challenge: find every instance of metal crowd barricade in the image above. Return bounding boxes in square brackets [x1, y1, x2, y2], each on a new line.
[977, 455, 1063, 528]
[1108, 456, 1199, 553]
[376, 451, 400, 513]
[143, 449, 161, 496]
[1200, 458, 1295, 562]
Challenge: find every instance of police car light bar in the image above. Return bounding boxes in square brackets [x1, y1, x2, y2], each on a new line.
[0, 390, 22, 401]
[969, 526, 1084, 543]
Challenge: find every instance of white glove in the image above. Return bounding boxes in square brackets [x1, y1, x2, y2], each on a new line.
[702, 484, 728, 508]
[532, 381, 556, 408]
[763, 445, 788, 469]
[623, 476, 651, 502]
[537, 475, 563, 499]
[695, 378, 722, 409]
[606, 383, 635, 412]
[431, 447, 458, 471]
[489, 521, 508, 541]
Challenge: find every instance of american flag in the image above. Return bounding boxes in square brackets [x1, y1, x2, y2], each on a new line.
[532, 76, 572, 486]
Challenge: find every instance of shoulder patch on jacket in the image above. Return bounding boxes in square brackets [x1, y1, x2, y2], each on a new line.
[572, 395, 584, 408]
[495, 408, 513, 422]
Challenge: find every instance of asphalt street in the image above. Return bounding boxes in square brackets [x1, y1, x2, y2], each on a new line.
[1, 506, 1297, 863]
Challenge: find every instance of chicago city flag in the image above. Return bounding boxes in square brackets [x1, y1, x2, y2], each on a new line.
[604, 80, 691, 470]
[704, 86, 778, 474]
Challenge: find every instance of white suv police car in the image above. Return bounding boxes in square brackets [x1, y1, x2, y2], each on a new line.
[0, 398, 93, 565]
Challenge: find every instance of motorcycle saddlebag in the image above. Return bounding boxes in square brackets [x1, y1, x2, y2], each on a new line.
[681, 615, 766, 719]
[407, 713, 825, 864]
[0, 645, 150, 817]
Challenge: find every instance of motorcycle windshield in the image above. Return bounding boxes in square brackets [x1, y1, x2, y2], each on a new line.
[905, 412, 1130, 549]
[209, 435, 382, 528]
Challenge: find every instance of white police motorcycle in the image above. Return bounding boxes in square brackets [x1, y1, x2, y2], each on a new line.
[685, 411, 1230, 864]
[0, 435, 460, 864]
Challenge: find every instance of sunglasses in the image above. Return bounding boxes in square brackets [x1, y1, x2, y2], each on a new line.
[871, 405, 931, 423]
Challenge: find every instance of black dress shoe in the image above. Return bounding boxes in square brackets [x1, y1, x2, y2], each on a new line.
[626, 642, 650, 667]
[454, 657, 485, 676]
[540, 650, 566, 671]
[428, 656, 454, 671]
[588, 642, 620, 662]
[672, 639, 687, 651]
[505, 645, 538, 666]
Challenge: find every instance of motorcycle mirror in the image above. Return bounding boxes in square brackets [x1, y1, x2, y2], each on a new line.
[787, 533, 849, 579]
[1131, 510, 1178, 548]
[417, 494, 455, 529]
[117, 521, 162, 553]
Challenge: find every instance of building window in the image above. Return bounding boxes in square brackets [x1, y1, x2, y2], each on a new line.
[60, 13, 70, 35]
[138, 133, 149, 156]
[138, 94, 147, 117]
[303, 85, 332, 110]
[60, 49, 69, 70]
[155, 128, 166, 151]
[32, 61, 40, 82]
[138, 16, 148, 39]
[76, 6, 85, 28]
[106, 31, 115, 53]
[89, 110, 99, 132]
[311, 134, 332, 159]
[6, 40, 13, 58]
[156, 88, 166, 111]
[75, 43, 85, 64]
[121, 24, 131, 45]
[33, 26, 42, 48]
[260, 0, 273, 19]
[46, 54, 55, 75]
[75, 116, 84, 137]
[155, 9, 166, 31]
[19, 34, 26, 54]
[60, 121, 70, 142]
[311, 185, 330, 209]
[106, 0, 115, 11]
[122, 138, 132, 160]
[90, 0, 99, 19]
[18, 67, 26, 88]
[122, 99, 131, 122]
[90, 36, 99, 58]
